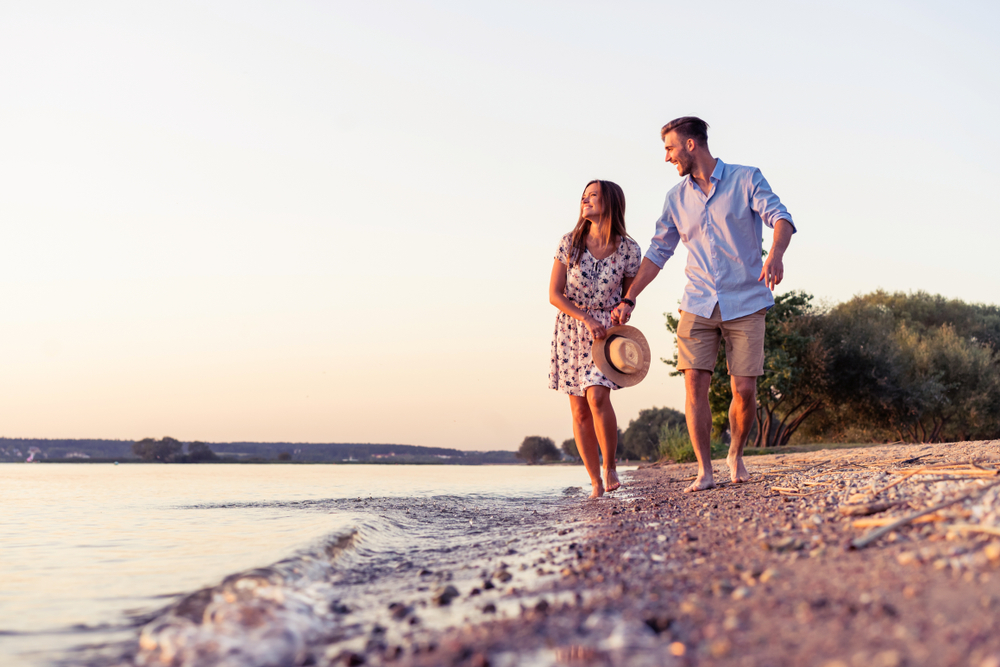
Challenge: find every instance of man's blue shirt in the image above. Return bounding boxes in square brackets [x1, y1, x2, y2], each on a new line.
[644, 158, 796, 321]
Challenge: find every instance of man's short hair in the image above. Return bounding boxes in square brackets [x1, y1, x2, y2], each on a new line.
[661, 116, 709, 146]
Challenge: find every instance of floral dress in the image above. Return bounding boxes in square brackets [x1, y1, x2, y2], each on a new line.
[549, 232, 642, 396]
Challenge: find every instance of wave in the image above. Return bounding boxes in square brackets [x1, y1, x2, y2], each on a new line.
[95, 493, 580, 667]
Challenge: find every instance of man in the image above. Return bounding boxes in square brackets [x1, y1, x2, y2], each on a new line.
[612, 116, 795, 492]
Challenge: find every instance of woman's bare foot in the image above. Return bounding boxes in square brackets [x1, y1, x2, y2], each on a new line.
[590, 478, 605, 499]
[684, 473, 716, 493]
[727, 454, 750, 483]
[604, 468, 621, 492]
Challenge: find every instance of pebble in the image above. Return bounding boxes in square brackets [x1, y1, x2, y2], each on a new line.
[432, 585, 460, 606]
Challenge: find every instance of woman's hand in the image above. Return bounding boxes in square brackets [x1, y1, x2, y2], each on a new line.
[585, 316, 607, 340]
[612, 302, 633, 325]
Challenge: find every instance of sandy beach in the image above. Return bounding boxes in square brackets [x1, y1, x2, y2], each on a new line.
[330, 440, 1000, 667]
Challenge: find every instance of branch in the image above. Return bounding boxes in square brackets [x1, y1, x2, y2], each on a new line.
[849, 479, 1000, 550]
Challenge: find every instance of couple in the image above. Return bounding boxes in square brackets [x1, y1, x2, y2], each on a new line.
[548, 116, 796, 498]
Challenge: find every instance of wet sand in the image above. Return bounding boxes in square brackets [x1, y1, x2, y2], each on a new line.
[333, 440, 1000, 667]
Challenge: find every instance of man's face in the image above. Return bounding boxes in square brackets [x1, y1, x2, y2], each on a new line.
[663, 131, 694, 176]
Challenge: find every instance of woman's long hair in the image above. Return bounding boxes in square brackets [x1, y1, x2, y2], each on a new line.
[567, 180, 628, 266]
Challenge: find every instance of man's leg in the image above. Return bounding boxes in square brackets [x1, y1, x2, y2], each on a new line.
[727, 375, 756, 483]
[683, 369, 715, 492]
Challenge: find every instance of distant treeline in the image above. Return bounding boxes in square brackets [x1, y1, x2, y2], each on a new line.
[0, 437, 518, 464]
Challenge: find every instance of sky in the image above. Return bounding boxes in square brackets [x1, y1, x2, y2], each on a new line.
[1, 1, 998, 450]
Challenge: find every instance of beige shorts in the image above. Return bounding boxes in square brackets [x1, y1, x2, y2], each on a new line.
[676, 305, 766, 377]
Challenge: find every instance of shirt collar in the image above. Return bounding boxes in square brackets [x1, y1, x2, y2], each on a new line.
[710, 158, 725, 182]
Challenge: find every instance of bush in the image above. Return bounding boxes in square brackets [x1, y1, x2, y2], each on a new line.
[658, 425, 727, 463]
[516, 436, 561, 464]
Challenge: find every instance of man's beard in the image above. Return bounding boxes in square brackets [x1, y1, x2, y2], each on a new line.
[676, 150, 695, 176]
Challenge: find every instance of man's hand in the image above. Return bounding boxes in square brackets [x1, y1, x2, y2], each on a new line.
[758, 252, 784, 290]
[611, 302, 633, 325]
[758, 218, 793, 291]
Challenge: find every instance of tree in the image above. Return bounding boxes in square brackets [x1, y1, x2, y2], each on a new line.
[620, 407, 685, 460]
[132, 437, 183, 462]
[516, 436, 560, 464]
[188, 442, 219, 462]
[561, 438, 581, 462]
[664, 291, 826, 447]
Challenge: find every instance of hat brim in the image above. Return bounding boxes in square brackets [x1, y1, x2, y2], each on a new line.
[591, 325, 651, 388]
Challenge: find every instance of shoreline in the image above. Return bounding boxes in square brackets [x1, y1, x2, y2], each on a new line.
[340, 440, 1000, 667]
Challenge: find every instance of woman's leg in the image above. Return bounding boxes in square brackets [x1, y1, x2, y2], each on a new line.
[569, 395, 604, 498]
[585, 385, 620, 491]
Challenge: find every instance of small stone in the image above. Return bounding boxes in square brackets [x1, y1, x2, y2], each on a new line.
[759, 568, 778, 583]
[432, 585, 460, 606]
[709, 638, 732, 658]
[896, 551, 918, 566]
[984, 543, 1000, 562]
[482, 579, 495, 590]
[482, 603, 496, 614]
[534, 599, 550, 614]
[669, 642, 686, 656]
[494, 570, 513, 583]
[732, 586, 751, 600]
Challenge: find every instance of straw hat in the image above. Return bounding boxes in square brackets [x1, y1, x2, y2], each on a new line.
[591, 325, 651, 388]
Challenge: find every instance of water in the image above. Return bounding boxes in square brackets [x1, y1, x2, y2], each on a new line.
[0, 463, 602, 666]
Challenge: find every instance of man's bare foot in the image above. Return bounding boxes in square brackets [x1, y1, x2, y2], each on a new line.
[727, 454, 750, 483]
[590, 479, 605, 499]
[604, 468, 621, 492]
[683, 474, 715, 493]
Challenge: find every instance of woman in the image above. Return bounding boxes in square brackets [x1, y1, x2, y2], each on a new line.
[548, 180, 641, 498]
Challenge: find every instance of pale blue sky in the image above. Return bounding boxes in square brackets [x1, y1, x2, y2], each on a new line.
[1, 1, 997, 449]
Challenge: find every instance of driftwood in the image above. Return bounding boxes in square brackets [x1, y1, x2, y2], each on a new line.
[850, 479, 1000, 550]
[948, 523, 1000, 538]
[837, 501, 898, 517]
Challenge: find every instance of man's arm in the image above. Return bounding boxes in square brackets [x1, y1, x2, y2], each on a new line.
[758, 218, 793, 290]
[611, 258, 661, 324]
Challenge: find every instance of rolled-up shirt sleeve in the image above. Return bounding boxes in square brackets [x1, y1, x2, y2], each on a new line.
[644, 202, 681, 269]
[750, 168, 795, 232]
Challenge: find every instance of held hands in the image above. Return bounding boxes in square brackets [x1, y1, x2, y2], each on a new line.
[611, 301, 634, 326]
[758, 252, 784, 290]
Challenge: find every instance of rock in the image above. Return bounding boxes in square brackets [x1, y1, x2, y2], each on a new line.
[331, 602, 352, 614]
[432, 585, 460, 606]
[644, 616, 673, 634]
[389, 603, 412, 620]
[985, 543, 1000, 562]
[482, 603, 496, 614]
[482, 579, 496, 590]
[732, 586, 751, 600]
[533, 599, 550, 614]
[558, 528, 574, 535]
[494, 570, 513, 583]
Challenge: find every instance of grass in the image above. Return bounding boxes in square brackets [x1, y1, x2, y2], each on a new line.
[658, 424, 728, 463]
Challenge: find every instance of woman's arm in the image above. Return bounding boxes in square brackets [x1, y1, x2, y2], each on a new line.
[549, 259, 607, 339]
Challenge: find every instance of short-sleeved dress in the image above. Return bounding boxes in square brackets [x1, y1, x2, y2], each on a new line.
[549, 232, 642, 396]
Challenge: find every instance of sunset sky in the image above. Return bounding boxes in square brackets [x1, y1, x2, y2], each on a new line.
[1, 1, 997, 450]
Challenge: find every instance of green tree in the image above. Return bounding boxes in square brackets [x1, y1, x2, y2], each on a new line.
[561, 438, 581, 462]
[188, 442, 219, 462]
[664, 291, 826, 447]
[620, 407, 685, 460]
[132, 437, 183, 462]
[516, 436, 560, 464]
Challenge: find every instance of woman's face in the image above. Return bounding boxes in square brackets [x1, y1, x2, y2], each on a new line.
[581, 183, 602, 221]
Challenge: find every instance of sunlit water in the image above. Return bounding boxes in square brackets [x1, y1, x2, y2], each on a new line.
[0, 463, 608, 666]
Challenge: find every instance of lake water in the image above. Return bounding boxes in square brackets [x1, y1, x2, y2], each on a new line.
[0, 463, 604, 666]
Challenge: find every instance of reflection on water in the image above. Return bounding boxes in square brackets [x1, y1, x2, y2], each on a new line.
[0, 463, 596, 665]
